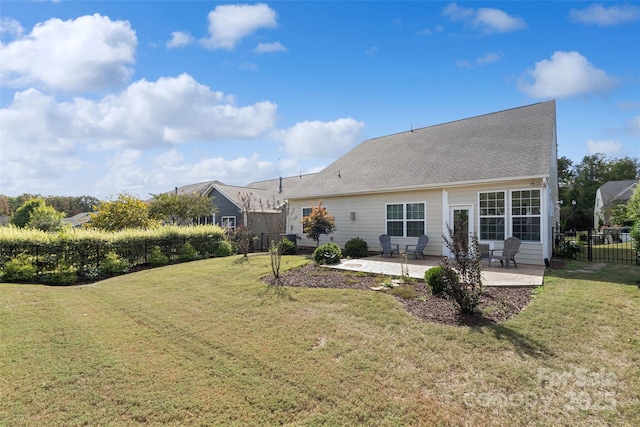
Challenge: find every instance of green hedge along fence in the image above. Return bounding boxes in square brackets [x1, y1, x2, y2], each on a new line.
[0, 225, 230, 284]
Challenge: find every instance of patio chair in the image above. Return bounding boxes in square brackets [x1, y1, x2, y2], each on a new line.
[379, 234, 400, 258]
[405, 234, 429, 260]
[489, 237, 521, 268]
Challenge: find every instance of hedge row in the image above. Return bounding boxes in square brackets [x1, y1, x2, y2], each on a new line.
[0, 225, 230, 284]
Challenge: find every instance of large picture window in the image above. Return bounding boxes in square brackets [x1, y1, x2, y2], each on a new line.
[386, 202, 425, 237]
[511, 190, 541, 241]
[479, 191, 505, 240]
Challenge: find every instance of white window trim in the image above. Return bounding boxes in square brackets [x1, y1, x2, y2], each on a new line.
[222, 216, 236, 230]
[510, 188, 542, 243]
[385, 202, 426, 238]
[478, 190, 506, 242]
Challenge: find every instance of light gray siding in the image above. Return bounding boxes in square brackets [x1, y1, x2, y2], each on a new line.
[290, 179, 551, 265]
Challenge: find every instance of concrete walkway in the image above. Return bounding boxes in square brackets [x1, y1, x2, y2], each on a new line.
[327, 256, 545, 287]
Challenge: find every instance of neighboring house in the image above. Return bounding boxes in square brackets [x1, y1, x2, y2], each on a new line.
[62, 212, 92, 228]
[287, 100, 559, 266]
[170, 174, 316, 236]
[594, 180, 638, 228]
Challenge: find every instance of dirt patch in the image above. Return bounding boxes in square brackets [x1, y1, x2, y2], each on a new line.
[274, 263, 534, 327]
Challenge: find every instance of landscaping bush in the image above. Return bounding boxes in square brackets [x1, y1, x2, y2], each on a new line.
[43, 269, 78, 286]
[424, 266, 451, 295]
[1, 255, 36, 282]
[344, 237, 369, 258]
[148, 247, 169, 267]
[554, 240, 581, 259]
[179, 242, 200, 262]
[99, 251, 129, 275]
[279, 237, 296, 255]
[213, 240, 234, 257]
[313, 242, 342, 265]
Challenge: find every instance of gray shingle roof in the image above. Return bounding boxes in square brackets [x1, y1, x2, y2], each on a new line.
[289, 101, 557, 199]
[598, 180, 638, 208]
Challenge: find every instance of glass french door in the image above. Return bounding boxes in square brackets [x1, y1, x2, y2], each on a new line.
[449, 206, 473, 251]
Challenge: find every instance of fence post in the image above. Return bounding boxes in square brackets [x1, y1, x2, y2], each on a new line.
[587, 229, 593, 262]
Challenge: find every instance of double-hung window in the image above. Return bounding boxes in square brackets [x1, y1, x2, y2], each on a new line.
[386, 202, 425, 237]
[511, 190, 541, 241]
[479, 191, 505, 240]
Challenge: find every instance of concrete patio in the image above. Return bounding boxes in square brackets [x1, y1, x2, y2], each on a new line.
[326, 255, 545, 287]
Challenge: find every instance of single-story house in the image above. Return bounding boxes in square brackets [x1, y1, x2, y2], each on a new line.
[593, 180, 638, 228]
[62, 212, 92, 228]
[171, 174, 316, 236]
[287, 100, 559, 266]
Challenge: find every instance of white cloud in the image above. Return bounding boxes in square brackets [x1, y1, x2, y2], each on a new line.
[366, 46, 378, 56]
[442, 3, 526, 33]
[626, 116, 640, 137]
[150, 151, 277, 190]
[456, 60, 472, 69]
[587, 140, 623, 156]
[167, 31, 193, 48]
[254, 41, 287, 53]
[0, 17, 24, 37]
[518, 51, 617, 98]
[273, 118, 365, 159]
[0, 14, 136, 92]
[416, 25, 444, 35]
[476, 52, 502, 65]
[570, 4, 640, 26]
[201, 3, 278, 50]
[0, 74, 279, 195]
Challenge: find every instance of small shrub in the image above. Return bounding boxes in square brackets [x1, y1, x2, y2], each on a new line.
[344, 237, 369, 258]
[148, 247, 169, 267]
[424, 266, 451, 295]
[554, 240, 581, 259]
[2, 255, 37, 282]
[389, 284, 418, 299]
[313, 242, 342, 265]
[279, 237, 297, 255]
[100, 251, 129, 275]
[214, 240, 234, 257]
[43, 269, 78, 286]
[179, 242, 200, 262]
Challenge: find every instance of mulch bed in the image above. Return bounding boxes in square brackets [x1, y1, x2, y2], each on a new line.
[275, 262, 534, 327]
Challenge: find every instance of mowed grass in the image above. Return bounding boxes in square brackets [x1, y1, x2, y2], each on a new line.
[1, 256, 639, 426]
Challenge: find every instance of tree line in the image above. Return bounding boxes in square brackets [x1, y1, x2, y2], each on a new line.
[2, 192, 217, 233]
[558, 154, 639, 230]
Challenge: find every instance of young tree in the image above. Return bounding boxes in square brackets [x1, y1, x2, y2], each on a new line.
[626, 182, 640, 224]
[441, 221, 483, 315]
[302, 200, 336, 247]
[149, 192, 217, 225]
[235, 192, 257, 258]
[88, 193, 158, 231]
[10, 198, 48, 228]
[26, 204, 67, 232]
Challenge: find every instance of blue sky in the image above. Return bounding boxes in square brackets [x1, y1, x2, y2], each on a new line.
[1, 1, 639, 199]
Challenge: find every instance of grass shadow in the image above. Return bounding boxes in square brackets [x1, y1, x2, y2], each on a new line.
[471, 323, 555, 359]
[260, 278, 296, 301]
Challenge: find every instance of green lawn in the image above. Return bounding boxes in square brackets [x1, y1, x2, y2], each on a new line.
[1, 255, 639, 426]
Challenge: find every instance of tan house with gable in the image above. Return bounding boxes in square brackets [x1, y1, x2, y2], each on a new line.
[287, 101, 559, 266]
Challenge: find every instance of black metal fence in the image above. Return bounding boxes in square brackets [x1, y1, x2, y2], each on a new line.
[0, 235, 226, 279]
[553, 227, 638, 264]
